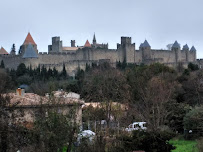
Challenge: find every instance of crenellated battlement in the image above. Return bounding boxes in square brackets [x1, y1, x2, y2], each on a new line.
[0, 33, 199, 74]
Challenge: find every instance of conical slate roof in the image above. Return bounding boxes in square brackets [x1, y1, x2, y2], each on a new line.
[23, 32, 36, 45]
[142, 40, 151, 47]
[190, 46, 196, 51]
[139, 43, 143, 48]
[22, 43, 38, 58]
[0, 47, 9, 54]
[183, 44, 189, 50]
[172, 41, 180, 48]
[84, 40, 91, 47]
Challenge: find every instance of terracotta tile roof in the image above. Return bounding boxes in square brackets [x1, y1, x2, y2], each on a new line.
[9, 92, 84, 107]
[84, 102, 128, 110]
[62, 46, 84, 51]
[0, 47, 9, 54]
[23, 32, 36, 45]
[84, 40, 91, 47]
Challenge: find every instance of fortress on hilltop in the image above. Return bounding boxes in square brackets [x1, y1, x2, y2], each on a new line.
[0, 32, 199, 76]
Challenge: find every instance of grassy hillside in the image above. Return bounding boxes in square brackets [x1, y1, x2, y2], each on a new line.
[170, 139, 198, 152]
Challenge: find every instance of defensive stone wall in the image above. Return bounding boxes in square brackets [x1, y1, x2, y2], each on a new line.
[91, 49, 119, 62]
[151, 49, 176, 63]
[0, 36, 198, 75]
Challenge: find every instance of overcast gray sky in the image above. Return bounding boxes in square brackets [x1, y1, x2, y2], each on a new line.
[0, 0, 203, 57]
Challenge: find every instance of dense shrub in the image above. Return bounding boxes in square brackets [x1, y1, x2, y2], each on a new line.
[188, 63, 199, 71]
[110, 131, 175, 152]
[184, 106, 203, 139]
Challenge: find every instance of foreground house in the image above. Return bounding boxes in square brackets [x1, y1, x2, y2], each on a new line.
[9, 89, 84, 127]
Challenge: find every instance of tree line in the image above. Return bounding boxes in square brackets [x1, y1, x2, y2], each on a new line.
[1, 60, 203, 151]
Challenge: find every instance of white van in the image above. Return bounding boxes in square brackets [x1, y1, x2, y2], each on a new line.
[125, 122, 147, 132]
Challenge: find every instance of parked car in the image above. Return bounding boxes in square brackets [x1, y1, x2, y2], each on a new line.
[77, 130, 95, 143]
[125, 122, 147, 132]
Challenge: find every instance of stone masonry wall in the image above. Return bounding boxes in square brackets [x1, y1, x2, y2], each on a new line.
[0, 36, 197, 76]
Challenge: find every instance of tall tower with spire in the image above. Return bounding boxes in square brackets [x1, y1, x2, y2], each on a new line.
[91, 33, 108, 49]
[93, 33, 96, 46]
[140, 40, 151, 61]
[172, 41, 181, 63]
[183, 44, 189, 62]
[19, 32, 38, 55]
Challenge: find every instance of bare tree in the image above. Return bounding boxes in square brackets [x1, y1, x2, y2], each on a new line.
[82, 64, 130, 130]
[137, 75, 177, 130]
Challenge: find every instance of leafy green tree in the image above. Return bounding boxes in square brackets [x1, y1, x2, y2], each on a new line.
[16, 63, 27, 76]
[188, 62, 199, 71]
[116, 61, 122, 69]
[48, 68, 53, 78]
[121, 58, 127, 70]
[184, 106, 203, 137]
[40, 65, 48, 80]
[85, 63, 91, 72]
[65, 80, 80, 93]
[31, 105, 79, 152]
[27, 65, 34, 77]
[126, 63, 175, 102]
[9, 69, 17, 84]
[75, 68, 85, 93]
[166, 101, 190, 133]
[0, 69, 13, 92]
[0, 69, 27, 151]
[116, 59, 127, 70]
[91, 62, 97, 68]
[180, 70, 203, 106]
[82, 63, 130, 128]
[16, 74, 32, 85]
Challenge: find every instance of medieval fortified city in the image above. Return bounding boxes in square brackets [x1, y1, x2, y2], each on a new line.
[1, 0, 203, 152]
[0, 32, 200, 76]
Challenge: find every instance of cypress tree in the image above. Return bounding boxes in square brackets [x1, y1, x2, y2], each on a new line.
[0, 60, 5, 68]
[48, 68, 53, 79]
[85, 63, 90, 71]
[116, 61, 122, 69]
[53, 67, 58, 79]
[41, 65, 48, 80]
[16, 63, 27, 76]
[61, 64, 67, 79]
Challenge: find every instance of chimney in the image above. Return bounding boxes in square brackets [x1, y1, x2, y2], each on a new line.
[71, 40, 76, 47]
[16, 88, 25, 97]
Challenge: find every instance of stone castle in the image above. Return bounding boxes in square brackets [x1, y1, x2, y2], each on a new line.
[0, 33, 198, 76]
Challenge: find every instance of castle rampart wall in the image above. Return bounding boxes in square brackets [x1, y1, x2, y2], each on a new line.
[0, 36, 198, 75]
[91, 49, 119, 62]
[181, 50, 187, 62]
[151, 49, 176, 63]
[0, 55, 24, 69]
[41, 60, 98, 76]
[188, 51, 196, 62]
[134, 50, 142, 63]
[38, 53, 77, 64]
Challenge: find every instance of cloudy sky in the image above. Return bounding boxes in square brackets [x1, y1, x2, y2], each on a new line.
[0, 0, 203, 57]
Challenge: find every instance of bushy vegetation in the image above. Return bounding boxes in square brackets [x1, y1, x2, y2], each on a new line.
[1, 62, 203, 151]
[110, 130, 175, 152]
